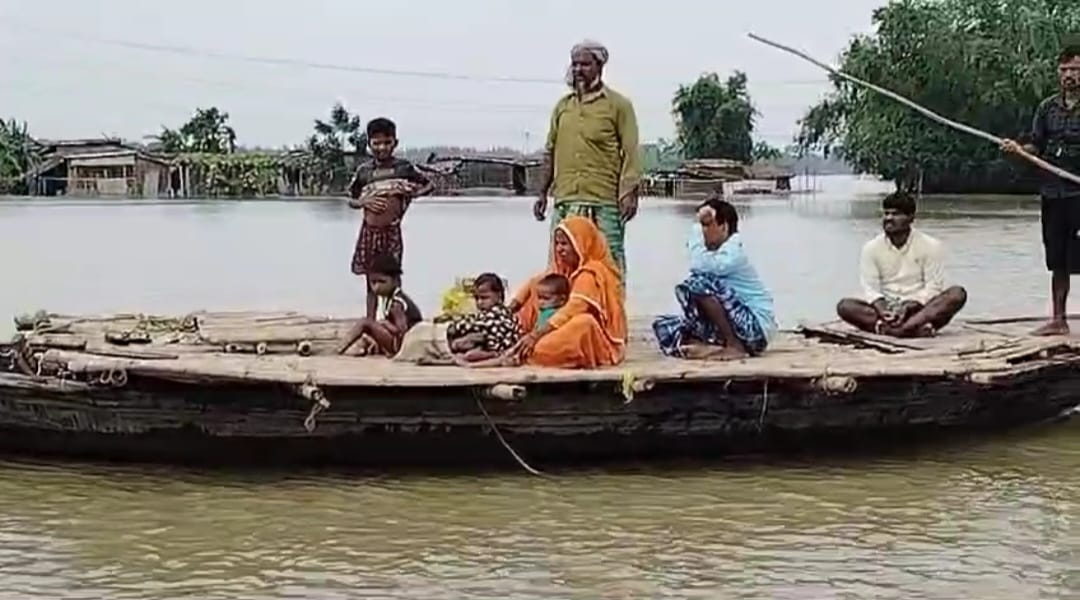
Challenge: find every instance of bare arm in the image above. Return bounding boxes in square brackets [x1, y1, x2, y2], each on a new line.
[537, 153, 554, 196]
[405, 163, 435, 198]
[387, 302, 409, 337]
[347, 166, 369, 208]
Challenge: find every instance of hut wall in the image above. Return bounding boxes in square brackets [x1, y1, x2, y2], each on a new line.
[677, 179, 726, 199]
[460, 162, 514, 188]
[524, 164, 545, 194]
[67, 156, 137, 197]
[134, 158, 170, 198]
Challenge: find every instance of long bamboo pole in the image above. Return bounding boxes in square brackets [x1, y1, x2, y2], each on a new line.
[747, 33, 1080, 187]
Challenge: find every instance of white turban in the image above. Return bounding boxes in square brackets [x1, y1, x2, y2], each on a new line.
[565, 39, 609, 87]
[571, 39, 609, 66]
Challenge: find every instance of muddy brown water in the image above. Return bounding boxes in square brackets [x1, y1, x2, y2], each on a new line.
[0, 176, 1077, 598]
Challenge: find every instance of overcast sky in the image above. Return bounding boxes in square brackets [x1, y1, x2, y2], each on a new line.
[0, 0, 883, 151]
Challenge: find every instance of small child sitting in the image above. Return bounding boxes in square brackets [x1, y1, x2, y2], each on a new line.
[336, 253, 423, 356]
[446, 273, 521, 365]
[534, 273, 570, 330]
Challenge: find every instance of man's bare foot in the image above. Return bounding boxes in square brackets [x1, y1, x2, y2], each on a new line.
[895, 322, 935, 338]
[680, 343, 725, 359]
[680, 343, 748, 361]
[714, 346, 749, 361]
[1031, 319, 1070, 336]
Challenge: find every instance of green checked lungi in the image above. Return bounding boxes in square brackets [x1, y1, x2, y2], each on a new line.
[551, 199, 626, 286]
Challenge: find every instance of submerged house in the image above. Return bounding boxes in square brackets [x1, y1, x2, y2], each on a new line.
[727, 164, 795, 195]
[29, 138, 173, 198]
[643, 158, 795, 198]
[643, 158, 746, 199]
[421, 155, 544, 196]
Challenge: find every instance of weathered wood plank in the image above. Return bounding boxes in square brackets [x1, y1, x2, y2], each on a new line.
[10, 310, 1080, 389]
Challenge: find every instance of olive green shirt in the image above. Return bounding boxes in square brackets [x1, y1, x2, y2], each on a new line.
[544, 85, 641, 204]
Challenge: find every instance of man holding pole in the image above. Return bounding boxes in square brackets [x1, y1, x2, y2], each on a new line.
[1002, 38, 1080, 335]
[533, 40, 642, 286]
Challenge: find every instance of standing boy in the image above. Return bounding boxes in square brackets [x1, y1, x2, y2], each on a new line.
[348, 117, 434, 319]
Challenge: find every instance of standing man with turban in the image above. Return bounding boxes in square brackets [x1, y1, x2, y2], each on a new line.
[533, 40, 642, 287]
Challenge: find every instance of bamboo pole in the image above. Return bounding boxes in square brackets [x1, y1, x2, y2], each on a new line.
[747, 33, 1080, 187]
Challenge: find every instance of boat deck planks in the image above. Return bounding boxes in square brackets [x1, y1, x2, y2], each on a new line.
[7, 310, 1080, 388]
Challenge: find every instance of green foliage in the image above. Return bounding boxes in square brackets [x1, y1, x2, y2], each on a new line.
[640, 139, 684, 171]
[155, 107, 237, 154]
[752, 141, 782, 161]
[672, 71, 757, 162]
[797, 0, 1080, 191]
[307, 102, 367, 191]
[181, 152, 283, 197]
[0, 119, 35, 194]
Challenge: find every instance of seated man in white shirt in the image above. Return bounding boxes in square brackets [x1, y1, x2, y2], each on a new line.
[836, 192, 968, 337]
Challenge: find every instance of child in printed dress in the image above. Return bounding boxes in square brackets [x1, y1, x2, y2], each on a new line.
[447, 273, 521, 365]
[336, 254, 423, 356]
[348, 117, 434, 320]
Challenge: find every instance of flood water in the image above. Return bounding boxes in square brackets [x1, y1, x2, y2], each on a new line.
[0, 176, 1078, 598]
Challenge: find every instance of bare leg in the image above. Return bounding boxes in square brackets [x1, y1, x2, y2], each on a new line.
[836, 298, 880, 333]
[336, 317, 375, 355]
[364, 277, 378, 320]
[893, 286, 968, 337]
[456, 351, 521, 368]
[366, 321, 402, 356]
[692, 294, 748, 360]
[1032, 272, 1070, 336]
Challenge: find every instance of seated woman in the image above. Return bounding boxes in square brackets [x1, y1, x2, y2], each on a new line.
[652, 196, 777, 360]
[506, 216, 626, 368]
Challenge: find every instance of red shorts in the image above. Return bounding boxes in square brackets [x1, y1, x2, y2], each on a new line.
[351, 224, 403, 275]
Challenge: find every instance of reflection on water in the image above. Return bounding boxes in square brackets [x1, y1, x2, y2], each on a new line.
[0, 176, 1076, 598]
[0, 423, 1078, 599]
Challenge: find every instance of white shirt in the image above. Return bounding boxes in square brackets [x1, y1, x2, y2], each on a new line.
[859, 229, 946, 305]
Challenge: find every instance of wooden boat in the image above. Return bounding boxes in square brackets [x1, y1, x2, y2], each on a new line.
[0, 310, 1077, 469]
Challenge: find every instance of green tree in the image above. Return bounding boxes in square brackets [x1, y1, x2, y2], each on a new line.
[0, 119, 36, 194]
[155, 107, 237, 154]
[640, 138, 684, 171]
[306, 102, 367, 191]
[672, 71, 757, 162]
[797, 0, 1080, 192]
[752, 141, 782, 161]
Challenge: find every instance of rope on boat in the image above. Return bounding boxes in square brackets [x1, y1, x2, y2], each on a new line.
[298, 380, 330, 432]
[757, 379, 769, 430]
[475, 397, 547, 477]
[618, 371, 655, 404]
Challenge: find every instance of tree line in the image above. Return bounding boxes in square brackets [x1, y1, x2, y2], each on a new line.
[796, 0, 1080, 193]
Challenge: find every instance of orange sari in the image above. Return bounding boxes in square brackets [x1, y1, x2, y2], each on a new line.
[512, 216, 627, 368]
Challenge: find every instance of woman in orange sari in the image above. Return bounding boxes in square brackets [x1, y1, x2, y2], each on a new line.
[506, 216, 626, 368]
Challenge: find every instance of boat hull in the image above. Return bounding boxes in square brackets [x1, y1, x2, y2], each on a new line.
[0, 367, 1075, 468]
